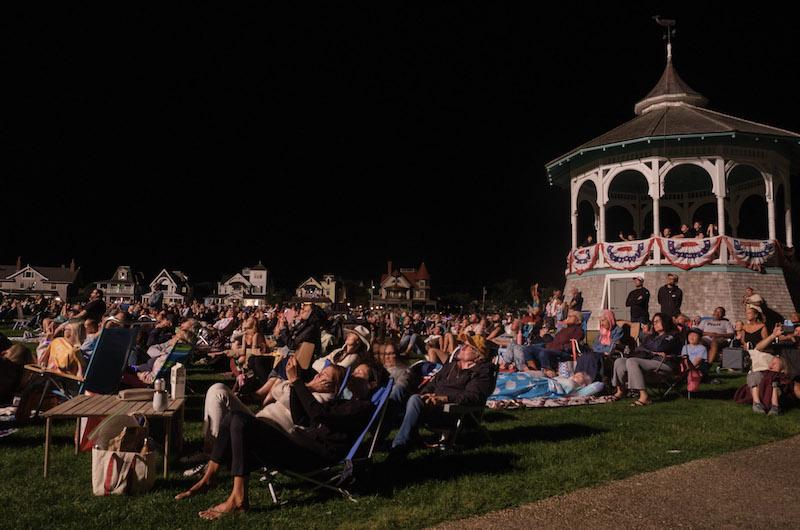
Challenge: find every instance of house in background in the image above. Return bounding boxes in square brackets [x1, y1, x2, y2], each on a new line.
[142, 269, 192, 306]
[95, 265, 144, 304]
[0, 257, 79, 300]
[204, 262, 268, 307]
[375, 261, 433, 309]
[293, 274, 345, 307]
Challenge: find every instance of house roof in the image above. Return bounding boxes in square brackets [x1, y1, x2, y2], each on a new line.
[380, 262, 430, 288]
[2, 265, 78, 283]
[250, 261, 267, 271]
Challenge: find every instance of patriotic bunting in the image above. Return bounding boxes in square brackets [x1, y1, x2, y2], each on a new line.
[568, 244, 599, 275]
[656, 236, 722, 270]
[725, 237, 776, 270]
[602, 238, 654, 270]
[565, 236, 775, 275]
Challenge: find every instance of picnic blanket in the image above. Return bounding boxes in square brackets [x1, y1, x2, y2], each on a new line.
[487, 394, 616, 409]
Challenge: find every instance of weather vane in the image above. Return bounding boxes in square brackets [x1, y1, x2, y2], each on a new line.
[652, 15, 676, 60]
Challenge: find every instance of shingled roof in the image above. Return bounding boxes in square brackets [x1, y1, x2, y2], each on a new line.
[546, 52, 800, 173]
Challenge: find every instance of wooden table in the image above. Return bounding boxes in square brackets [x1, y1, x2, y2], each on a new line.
[42, 394, 185, 479]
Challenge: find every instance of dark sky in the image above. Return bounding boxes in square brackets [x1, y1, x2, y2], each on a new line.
[4, 3, 799, 295]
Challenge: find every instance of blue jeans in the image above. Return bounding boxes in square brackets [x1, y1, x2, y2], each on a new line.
[530, 345, 572, 370]
[392, 394, 424, 448]
[502, 343, 539, 371]
[399, 333, 423, 355]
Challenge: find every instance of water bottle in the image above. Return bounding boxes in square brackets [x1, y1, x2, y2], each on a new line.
[153, 378, 167, 412]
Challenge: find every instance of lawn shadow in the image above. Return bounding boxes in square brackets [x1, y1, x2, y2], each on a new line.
[482, 411, 516, 423]
[489, 422, 606, 446]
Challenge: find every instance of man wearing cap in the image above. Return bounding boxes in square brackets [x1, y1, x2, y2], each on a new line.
[625, 277, 650, 323]
[657, 273, 683, 318]
[388, 334, 495, 459]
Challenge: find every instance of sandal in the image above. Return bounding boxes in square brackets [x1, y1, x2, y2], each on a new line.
[630, 399, 651, 407]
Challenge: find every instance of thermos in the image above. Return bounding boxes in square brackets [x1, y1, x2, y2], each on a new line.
[153, 378, 167, 412]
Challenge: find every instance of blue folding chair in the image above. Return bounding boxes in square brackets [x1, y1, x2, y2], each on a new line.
[80, 327, 140, 395]
[151, 342, 193, 390]
[266, 378, 394, 503]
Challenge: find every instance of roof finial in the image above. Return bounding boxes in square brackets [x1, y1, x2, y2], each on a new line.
[653, 15, 676, 62]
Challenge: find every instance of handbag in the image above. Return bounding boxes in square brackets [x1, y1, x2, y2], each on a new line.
[92, 447, 156, 496]
[89, 413, 156, 495]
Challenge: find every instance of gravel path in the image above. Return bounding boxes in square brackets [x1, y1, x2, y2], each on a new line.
[433, 435, 800, 529]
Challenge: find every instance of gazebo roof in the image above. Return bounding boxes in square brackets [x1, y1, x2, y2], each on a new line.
[546, 49, 800, 185]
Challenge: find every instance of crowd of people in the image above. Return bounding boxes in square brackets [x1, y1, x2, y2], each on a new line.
[581, 219, 721, 247]
[2, 277, 800, 518]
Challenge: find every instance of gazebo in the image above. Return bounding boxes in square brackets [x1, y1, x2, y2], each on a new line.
[546, 37, 800, 329]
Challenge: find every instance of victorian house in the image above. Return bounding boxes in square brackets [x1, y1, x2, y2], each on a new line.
[141, 269, 192, 306]
[95, 265, 144, 304]
[205, 262, 268, 307]
[376, 261, 433, 309]
[293, 274, 344, 307]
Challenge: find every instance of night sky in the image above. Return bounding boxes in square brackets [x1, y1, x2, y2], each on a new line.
[5, 3, 799, 296]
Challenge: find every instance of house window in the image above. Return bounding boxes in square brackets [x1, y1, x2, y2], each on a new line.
[24, 271, 34, 278]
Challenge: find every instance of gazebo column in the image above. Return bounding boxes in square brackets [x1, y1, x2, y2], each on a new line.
[767, 197, 777, 241]
[714, 159, 727, 262]
[786, 209, 794, 248]
[571, 208, 578, 249]
[652, 196, 661, 263]
[598, 201, 607, 243]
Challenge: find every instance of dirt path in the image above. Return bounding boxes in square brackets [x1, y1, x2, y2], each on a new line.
[433, 435, 800, 529]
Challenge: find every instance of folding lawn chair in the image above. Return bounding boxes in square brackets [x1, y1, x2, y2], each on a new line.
[21, 326, 139, 419]
[265, 378, 394, 503]
[151, 342, 193, 388]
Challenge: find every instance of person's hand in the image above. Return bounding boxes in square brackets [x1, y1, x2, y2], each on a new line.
[286, 356, 300, 383]
[772, 323, 783, 337]
[422, 394, 447, 405]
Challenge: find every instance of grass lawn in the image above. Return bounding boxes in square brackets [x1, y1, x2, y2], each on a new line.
[1, 366, 799, 529]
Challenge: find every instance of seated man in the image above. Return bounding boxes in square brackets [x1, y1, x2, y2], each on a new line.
[176, 357, 378, 519]
[528, 310, 584, 375]
[388, 334, 494, 459]
[698, 307, 734, 363]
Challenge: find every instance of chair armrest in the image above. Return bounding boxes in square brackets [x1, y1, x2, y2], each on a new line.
[24, 364, 85, 382]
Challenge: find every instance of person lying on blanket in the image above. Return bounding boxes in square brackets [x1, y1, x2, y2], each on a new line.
[176, 357, 378, 521]
[488, 371, 592, 401]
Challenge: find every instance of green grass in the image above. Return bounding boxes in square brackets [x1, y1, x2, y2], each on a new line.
[2, 370, 799, 529]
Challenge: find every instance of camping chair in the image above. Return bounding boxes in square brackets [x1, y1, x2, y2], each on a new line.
[22, 327, 139, 419]
[151, 342, 194, 393]
[265, 378, 395, 503]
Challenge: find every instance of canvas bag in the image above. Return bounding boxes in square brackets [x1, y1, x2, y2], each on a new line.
[90, 414, 156, 496]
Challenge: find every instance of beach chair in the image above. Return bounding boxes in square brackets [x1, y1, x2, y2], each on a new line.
[151, 342, 193, 389]
[265, 378, 394, 503]
[21, 327, 139, 419]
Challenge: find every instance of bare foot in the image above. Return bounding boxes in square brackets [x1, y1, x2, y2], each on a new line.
[612, 389, 625, 400]
[198, 499, 248, 520]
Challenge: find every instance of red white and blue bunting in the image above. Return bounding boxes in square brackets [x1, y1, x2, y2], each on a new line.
[602, 238, 655, 271]
[725, 237, 776, 270]
[568, 244, 599, 275]
[656, 236, 722, 270]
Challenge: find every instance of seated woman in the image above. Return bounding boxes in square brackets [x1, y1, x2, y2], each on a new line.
[311, 325, 371, 373]
[38, 321, 86, 378]
[574, 309, 623, 382]
[734, 323, 800, 415]
[178, 357, 378, 520]
[200, 362, 345, 455]
[126, 322, 197, 385]
[489, 371, 593, 401]
[611, 313, 682, 406]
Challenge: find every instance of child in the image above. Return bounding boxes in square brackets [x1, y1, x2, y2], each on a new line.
[681, 328, 708, 391]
